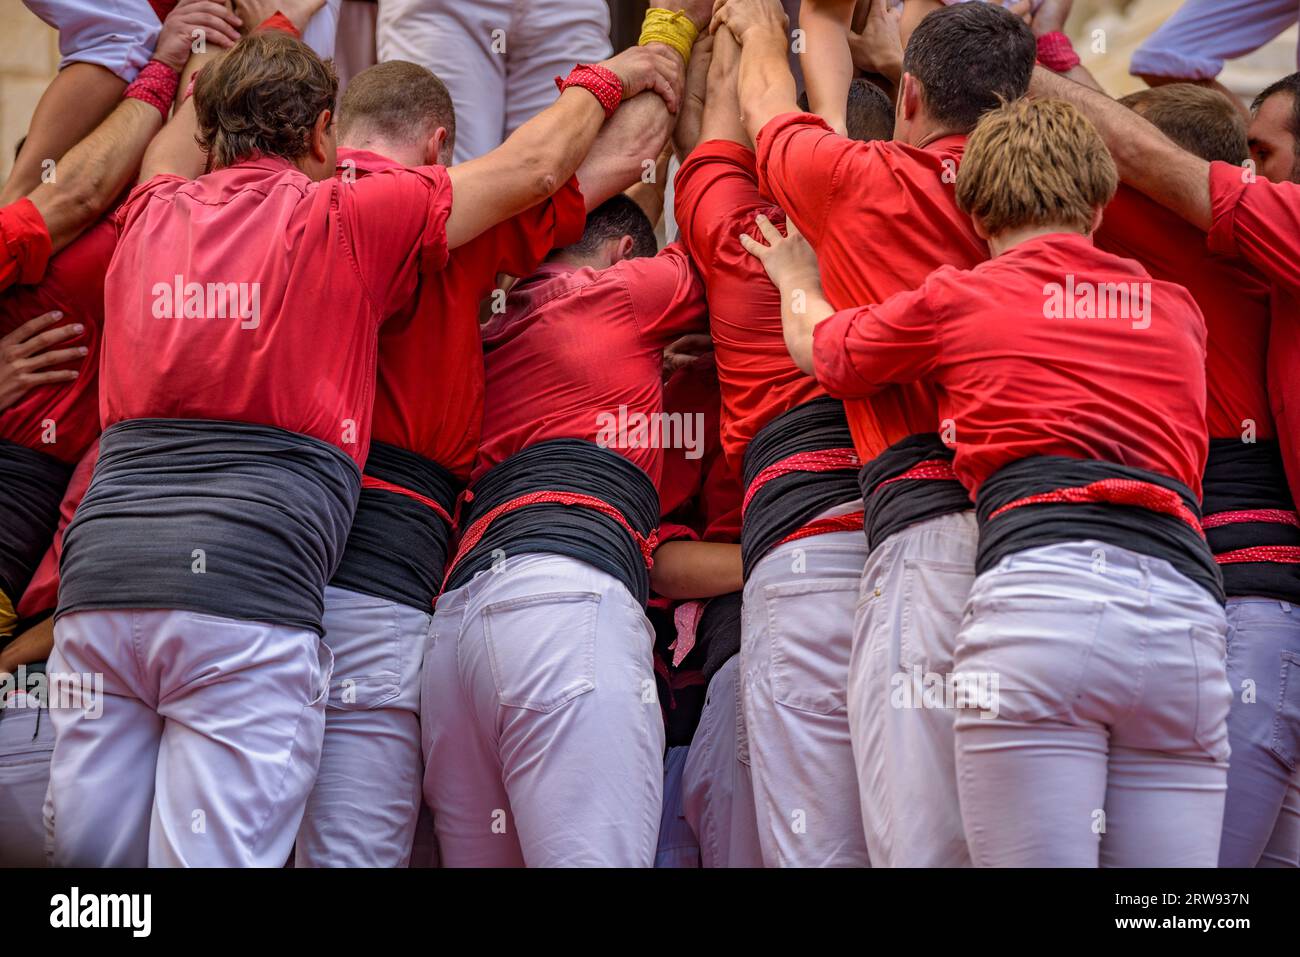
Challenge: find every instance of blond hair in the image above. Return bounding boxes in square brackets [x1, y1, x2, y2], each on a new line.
[956, 98, 1117, 238]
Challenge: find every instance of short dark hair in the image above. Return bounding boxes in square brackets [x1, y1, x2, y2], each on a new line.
[339, 60, 456, 154]
[902, 2, 1035, 133]
[846, 79, 895, 142]
[557, 194, 658, 261]
[1118, 84, 1247, 164]
[1251, 72, 1300, 153]
[195, 31, 338, 168]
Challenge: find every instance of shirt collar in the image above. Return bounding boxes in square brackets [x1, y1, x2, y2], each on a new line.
[336, 147, 403, 176]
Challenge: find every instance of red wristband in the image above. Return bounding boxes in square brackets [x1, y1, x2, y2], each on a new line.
[257, 12, 302, 38]
[1036, 31, 1081, 73]
[554, 63, 623, 119]
[124, 60, 181, 119]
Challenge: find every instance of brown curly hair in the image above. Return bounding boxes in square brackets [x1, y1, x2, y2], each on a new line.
[194, 31, 338, 169]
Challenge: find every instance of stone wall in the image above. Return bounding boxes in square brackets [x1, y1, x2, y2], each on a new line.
[0, 0, 59, 182]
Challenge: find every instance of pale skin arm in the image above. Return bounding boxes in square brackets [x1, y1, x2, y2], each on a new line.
[698, 23, 748, 147]
[0, 617, 54, 677]
[848, 0, 904, 90]
[1029, 0, 1106, 94]
[446, 44, 683, 249]
[651, 541, 744, 600]
[672, 34, 716, 160]
[711, 0, 802, 145]
[739, 214, 834, 375]
[24, 0, 243, 250]
[1031, 66, 1212, 230]
[799, 0, 857, 136]
[624, 141, 675, 226]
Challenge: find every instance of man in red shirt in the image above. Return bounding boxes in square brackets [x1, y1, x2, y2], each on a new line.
[293, 56, 672, 867]
[748, 97, 1231, 867]
[672, 25, 895, 867]
[45, 22, 682, 867]
[424, 189, 706, 866]
[1030, 64, 1300, 870]
[712, 0, 1034, 866]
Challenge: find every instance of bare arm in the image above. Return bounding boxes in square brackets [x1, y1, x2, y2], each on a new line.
[446, 44, 683, 249]
[713, 0, 802, 145]
[698, 17, 750, 147]
[624, 141, 674, 225]
[0, 65, 126, 207]
[672, 34, 716, 160]
[799, 0, 857, 136]
[0, 616, 55, 677]
[651, 541, 744, 600]
[1031, 66, 1212, 229]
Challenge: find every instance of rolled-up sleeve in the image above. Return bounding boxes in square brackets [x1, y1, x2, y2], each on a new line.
[0, 198, 53, 291]
[1206, 160, 1300, 299]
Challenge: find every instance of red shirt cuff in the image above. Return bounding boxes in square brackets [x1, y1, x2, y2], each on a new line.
[754, 111, 835, 201]
[1205, 160, 1250, 258]
[552, 176, 588, 249]
[257, 12, 301, 38]
[0, 198, 53, 286]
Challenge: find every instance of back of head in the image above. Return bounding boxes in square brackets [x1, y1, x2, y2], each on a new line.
[553, 194, 658, 264]
[957, 98, 1117, 238]
[1119, 84, 1247, 164]
[338, 60, 457, 155]
[195, 31, 338, 169]
[846, 79, 895, 142]
[902, 3, 1035, 133]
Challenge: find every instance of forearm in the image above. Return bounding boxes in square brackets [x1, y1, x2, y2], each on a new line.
[0, 64, 126, 206]
[1031, 66, 1211, 229]
[738, 24, 801, 143]
[779, 273, 835, 375]
[141, 49, 228, 182]
[650, 541, 744, 600]
[699, 21, 748, 146]
[576, 90, 675, 212]
[799, 0, 857, 136]
[900, 0, 942, 45]
[0, 616, 54, 675]
[28, 97, 164, 252]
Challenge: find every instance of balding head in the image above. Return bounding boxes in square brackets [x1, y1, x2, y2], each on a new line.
[338, 61, 456, 167]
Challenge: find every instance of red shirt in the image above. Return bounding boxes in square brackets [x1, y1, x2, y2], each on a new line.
[674, 139, 824, 473]
[814, 233, 1208, 499]
[339, 148, 586, 480]
[474, 245, 707, 489]
[0, 199, 53, 293]
[102, 156, 452, 468]
[755, 113, 987, 460]
[1096, 186, 1272, 442]
[657, 359, 743, 545]
[1206, 162, 1300, 507]
[0, 219, 114, 463]
[16, 438, 98, 618]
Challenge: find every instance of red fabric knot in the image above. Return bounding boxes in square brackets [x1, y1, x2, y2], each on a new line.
[360, 475, 454, 528]
[554, 63, 623, 119]
[989, 478, 1204, 538]
[671, 600, 705, 667]
[742, 447, 861, 517]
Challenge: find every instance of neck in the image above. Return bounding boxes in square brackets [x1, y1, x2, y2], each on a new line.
[339, 136, 420, 168]
[987, 224, 1089, 257]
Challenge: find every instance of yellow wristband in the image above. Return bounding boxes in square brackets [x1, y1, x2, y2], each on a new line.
[639, 8, 699, 66]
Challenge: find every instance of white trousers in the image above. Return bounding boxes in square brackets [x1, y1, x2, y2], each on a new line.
[953, 540, 1231, 867]
[376, 0, 612, 164]
[655, 744, 699, 867]
[681, 655, 764, 867]
[740, 526, 870, 867]
[0, 691, 55, 867]
[422, 553, 664, 866]
[849, 510, 978, 867]
[46, 609, 332, 867]
[295, 586, 432, 867]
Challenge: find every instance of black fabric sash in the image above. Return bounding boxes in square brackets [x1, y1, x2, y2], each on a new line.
[444, 438, 660, 606]
[58, 418, 360, 635]
[1203, 439, 1300, 603]
[700, 589, 742, 683]
[858, 433, 971, 551]
[0, 439, 71, 611]
[976, 455, 1223, 603]
[330, 440, 459, 611]
[740, 397, 861, 577]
